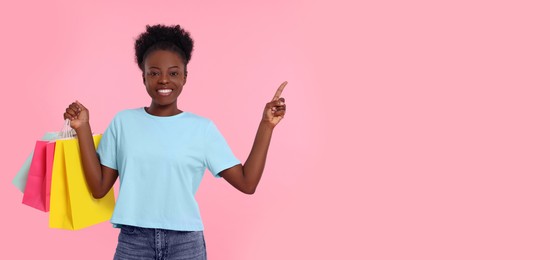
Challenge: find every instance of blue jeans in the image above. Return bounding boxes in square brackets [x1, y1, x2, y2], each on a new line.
[114, 225, 207, 260]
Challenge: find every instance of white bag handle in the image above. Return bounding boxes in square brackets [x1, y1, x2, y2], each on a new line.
[58, 119, 77, 139]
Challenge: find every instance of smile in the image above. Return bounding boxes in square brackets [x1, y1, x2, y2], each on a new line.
[157, 89, 173, 96]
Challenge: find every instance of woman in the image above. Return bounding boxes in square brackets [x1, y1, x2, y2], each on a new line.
[63, 24, 287, 259]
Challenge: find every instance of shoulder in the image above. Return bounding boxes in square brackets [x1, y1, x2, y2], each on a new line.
[106, 108, 144, 129]
[114, 108, 144, 119]
[109, 107, 147, 122]
[181, 112, 219, 135]
[182, 111, 213, 125]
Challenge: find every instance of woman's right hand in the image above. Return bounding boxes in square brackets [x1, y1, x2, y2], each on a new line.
[63, 101, 89, 130]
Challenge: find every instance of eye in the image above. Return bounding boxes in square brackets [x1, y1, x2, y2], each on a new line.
[170, 72, 179, 76]
[147, 71, 160, 77]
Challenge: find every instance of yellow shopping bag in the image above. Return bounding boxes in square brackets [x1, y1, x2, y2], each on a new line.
[49, 135, 115, 230]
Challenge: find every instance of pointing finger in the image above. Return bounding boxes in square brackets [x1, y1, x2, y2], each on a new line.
[272, 81, 287, 101]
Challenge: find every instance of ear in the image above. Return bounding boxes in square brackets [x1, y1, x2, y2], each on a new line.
[183, 70, 188, 86]
[142, 72, 146, 85]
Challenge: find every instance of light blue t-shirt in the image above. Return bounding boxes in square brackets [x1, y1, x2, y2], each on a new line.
[96, 108, 240, 231]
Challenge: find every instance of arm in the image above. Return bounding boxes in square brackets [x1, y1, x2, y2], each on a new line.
[65, 101, 118, 199]
[219, 82, 287, 194]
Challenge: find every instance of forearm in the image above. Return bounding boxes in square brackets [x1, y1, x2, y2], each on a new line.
[219, 82, 286, 194]
[242, 122, 274, 192]
[74, 123, 104, 197]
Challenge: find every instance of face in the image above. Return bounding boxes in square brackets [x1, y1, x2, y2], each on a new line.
[142, 50, 187, 107]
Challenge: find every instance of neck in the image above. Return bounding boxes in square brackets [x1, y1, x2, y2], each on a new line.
[145, 103, 182, 117]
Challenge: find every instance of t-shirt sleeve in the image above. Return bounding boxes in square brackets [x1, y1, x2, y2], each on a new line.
[204, 121, 241, 178]
[97, 116, 118, 170]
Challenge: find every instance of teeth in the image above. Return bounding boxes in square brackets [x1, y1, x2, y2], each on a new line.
[158, 89, 172, 93]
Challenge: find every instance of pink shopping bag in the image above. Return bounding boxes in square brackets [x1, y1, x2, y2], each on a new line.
[45, 142, 55, 211]
[22, 140, 56, 212]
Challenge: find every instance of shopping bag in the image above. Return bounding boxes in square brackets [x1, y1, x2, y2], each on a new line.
[49, 134, 115, 230]
[12, 132, 59, 193]
[45, 142, 55, 212]
[22, 141, 55, 212]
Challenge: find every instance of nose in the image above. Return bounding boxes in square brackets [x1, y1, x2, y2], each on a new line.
[159, 74, 169, 84]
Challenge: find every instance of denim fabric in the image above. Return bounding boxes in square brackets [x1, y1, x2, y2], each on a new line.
[114, 225, 207, 260]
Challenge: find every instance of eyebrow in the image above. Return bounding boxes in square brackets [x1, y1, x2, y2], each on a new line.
[148, 66, 180, 69]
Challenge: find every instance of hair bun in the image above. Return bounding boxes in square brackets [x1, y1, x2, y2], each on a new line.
[135, 24, 194, 70]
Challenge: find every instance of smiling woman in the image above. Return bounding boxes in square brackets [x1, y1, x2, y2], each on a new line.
[135, 25, 193, 117]
[143, 50, 187, 115]
[62, 24, 287, 259]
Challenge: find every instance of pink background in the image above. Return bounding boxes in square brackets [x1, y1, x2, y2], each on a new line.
[1, 0, 549, 259]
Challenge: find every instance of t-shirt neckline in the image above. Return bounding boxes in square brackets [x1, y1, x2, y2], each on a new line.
[141, 107, 187, 119]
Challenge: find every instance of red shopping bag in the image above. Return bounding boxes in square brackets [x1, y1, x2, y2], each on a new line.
[22, 141, 56, 212]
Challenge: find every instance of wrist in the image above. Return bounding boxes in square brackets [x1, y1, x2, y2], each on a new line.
[75, 122, 92, 134]
[259, 121, 275, 131]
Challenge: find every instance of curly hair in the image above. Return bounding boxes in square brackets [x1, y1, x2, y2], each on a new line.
[134, 24, 194, 72]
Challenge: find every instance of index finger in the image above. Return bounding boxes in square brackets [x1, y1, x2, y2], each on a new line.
[272, 81, 288, 101]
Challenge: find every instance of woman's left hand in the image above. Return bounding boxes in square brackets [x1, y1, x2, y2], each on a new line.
[262, 81, 288, 128]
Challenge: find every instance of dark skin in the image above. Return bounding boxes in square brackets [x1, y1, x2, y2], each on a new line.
[64, 49, 287, 198]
